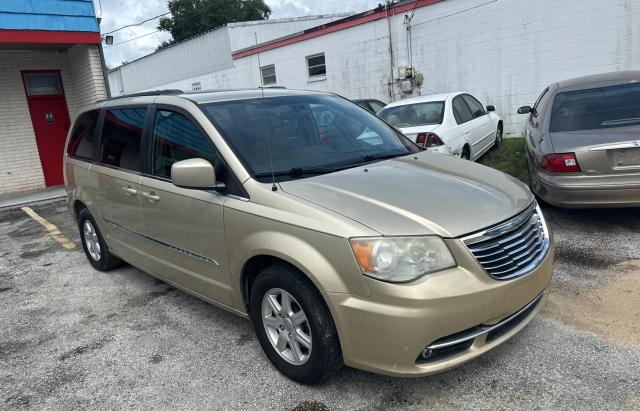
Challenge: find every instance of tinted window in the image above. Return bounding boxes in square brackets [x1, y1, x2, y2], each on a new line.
[67, 109, 99, 160]
[533, 88, 549, 114]
[452, 96, 473, 124]
[201, 95, 418, 179]
[379, 102, 444, 127]
[368, 100, 385, 114]
[99, 108, 146, 171]
[462, 94, 485, 118]
[550, 82, 640, 132]
[151, 110, 217, 179]
[354, 100, 374, 113]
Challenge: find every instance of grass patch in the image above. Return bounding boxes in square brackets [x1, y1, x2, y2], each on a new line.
[478, 137, 528, 183]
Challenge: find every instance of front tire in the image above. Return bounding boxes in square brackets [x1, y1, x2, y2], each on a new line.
[249, 264, 343, 385]
[495, 125, 503, 147]
[78, 208, 122, 271]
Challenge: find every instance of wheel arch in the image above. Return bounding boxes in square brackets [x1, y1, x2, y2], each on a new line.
[73, 199, 88, 221]
[231, 231, 369, 313]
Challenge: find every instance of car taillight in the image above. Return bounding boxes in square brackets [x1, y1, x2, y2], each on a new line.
[540, 153, 581, 173]
[416, 133, 443, 148]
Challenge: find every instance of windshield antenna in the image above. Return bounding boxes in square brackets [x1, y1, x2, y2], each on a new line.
[255, 32, 276, 191]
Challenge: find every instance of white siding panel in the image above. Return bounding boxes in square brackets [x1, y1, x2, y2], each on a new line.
[228, 14, 351, 51]
[117, 27, 233, 93]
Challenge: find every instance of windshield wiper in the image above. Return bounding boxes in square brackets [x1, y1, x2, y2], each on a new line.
[254, 166, 337, 178]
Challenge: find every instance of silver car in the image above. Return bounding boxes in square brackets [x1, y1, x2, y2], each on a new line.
[518, 71, 640, 208]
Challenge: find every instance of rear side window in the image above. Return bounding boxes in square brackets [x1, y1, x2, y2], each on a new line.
[550, 82, 640, 132]
[99, 108, 146, 171]
[151, 110, 217, 179]
[462, 95, 485, 118]
[67, 109, 99, 160]
[379, 101, 444, 127]
[452, 96, 473, 124]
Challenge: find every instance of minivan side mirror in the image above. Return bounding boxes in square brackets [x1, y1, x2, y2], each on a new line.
[517, 105, 532, 115]
[171, 158, 223, 189]
[486, 105, 496, 112]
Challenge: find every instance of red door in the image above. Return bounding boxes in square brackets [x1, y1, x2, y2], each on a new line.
[22, 71, 71, 187]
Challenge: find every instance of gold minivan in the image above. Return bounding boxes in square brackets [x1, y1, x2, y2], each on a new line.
[64, 89, 554, 384]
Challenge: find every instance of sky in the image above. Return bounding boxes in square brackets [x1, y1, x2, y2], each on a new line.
[99, 0, 381, 68]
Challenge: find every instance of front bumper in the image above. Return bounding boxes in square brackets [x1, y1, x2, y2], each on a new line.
[325, 238, 554, 377]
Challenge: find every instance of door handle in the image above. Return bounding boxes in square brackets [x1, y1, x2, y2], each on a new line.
[141, 191, 160, 203]
[121, 186, 138, 196]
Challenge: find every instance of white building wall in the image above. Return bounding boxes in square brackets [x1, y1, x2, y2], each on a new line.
[113, 27, 234, 95]
[0, 47, 107, 194]
[227, 13, 351, 51]
[393, 0, 640, 135]
[112, 0, 640, 135]
[109, 14, 349, 96]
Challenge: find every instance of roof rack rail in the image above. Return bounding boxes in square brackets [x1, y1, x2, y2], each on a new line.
[98, 89, 183, 102]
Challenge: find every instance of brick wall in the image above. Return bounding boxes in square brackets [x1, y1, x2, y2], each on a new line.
[0, 45, 106, 194]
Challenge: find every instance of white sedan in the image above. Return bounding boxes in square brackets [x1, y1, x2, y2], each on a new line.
[378, 92, 503, 161]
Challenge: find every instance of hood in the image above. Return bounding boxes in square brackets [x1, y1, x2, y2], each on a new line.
[279, 151, 533, 238]
[398, 124, 442, 143]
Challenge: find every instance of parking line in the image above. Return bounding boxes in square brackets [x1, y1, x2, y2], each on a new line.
[21, 207, 76, 250]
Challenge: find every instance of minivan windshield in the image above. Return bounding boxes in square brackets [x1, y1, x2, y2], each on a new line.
[200, 94, 419, 180]
[550, 82, 640, 132]
[378, 101, 445, 128]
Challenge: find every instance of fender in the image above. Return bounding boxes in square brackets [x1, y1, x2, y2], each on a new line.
[227, 229, 370, 311]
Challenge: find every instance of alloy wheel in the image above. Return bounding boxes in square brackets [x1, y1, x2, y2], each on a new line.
[83, 220, 101, 261]
[261, 288, 312, 365]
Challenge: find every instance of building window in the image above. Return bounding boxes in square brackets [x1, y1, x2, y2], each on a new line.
[306, 53, 326, 78]
[260, 64, 276, 85]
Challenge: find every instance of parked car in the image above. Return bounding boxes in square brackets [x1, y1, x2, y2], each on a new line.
[518, 71, 640, 208]
[378, 92, 503, 161]
[65, 89, 553, 385]
[353, 98, 386, 114]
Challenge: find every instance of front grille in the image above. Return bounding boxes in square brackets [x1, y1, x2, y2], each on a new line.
[461, 203, 550, 280]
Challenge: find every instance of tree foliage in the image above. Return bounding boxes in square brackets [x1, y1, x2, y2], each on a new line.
[157, 0, 271, 50]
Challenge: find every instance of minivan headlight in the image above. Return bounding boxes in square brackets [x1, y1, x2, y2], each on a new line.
[349, 236, 456, 283]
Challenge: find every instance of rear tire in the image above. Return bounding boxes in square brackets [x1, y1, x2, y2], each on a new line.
[461, 146, 471, 160]
[78, 208, 122, 271]
[249, 264, 343, 385]
[494, 125, 503, 147]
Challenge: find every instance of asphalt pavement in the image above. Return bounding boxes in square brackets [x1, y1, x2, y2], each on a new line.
[1, 201, 639, 409]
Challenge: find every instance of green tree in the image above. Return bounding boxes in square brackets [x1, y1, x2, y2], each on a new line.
[157, 0, 271, 50]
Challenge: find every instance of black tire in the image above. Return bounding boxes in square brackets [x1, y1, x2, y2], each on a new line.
[461, 145, 471, 160]
[249, 264, 343, 385]
[78, 208, 122, 271]
[494, 125, 503, 148]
